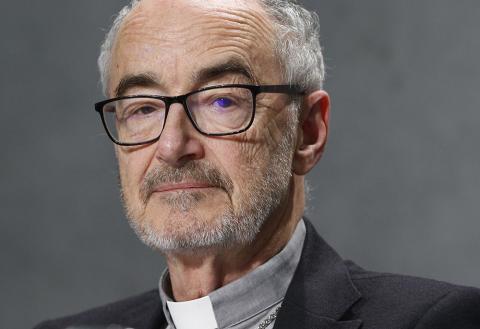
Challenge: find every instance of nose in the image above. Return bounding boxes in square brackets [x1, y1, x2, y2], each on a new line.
[154, 103, 204, 167]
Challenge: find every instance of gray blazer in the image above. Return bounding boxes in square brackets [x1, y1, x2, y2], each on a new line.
[34, 219, 480, 329]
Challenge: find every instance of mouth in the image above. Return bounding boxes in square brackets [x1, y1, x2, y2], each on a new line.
[152, 182, 217, 193]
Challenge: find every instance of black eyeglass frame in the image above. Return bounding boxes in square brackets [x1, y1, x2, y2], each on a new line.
[94, 84, 305, 146]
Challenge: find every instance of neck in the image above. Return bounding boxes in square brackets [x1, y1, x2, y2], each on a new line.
[165, 175, 305, 302]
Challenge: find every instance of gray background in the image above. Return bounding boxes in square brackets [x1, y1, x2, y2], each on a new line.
[1, 1, 479, 328]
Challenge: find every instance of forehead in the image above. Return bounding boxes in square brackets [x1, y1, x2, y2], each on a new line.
[109, 0, 280, 94]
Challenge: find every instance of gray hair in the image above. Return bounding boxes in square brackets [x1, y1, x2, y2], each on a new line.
[98, 0, 325, 95]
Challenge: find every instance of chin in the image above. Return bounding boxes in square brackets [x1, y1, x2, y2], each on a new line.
[126, 200, 233, 252]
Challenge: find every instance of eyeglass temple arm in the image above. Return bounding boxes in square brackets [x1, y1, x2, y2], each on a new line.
[256, 84, 305, 95]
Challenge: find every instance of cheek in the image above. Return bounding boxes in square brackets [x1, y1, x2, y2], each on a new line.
[117, 146, 155, 197]
[234, 113, 287, 167]
[210, 133, 272, 192]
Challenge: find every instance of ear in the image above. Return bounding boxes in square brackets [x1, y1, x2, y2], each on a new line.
[292, 90, 330, 175]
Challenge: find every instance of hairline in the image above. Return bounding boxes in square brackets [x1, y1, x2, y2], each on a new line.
[98, 0, 325, 97]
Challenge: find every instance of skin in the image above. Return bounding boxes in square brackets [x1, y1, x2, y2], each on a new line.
[109, 0, 330, 301]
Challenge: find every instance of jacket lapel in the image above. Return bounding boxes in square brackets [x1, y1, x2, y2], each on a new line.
[273, 219, 362, 329]
[136, 299, 167, 329]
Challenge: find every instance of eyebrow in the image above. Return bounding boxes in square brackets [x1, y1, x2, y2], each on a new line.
[192, 57, 257, 85]
[114, 57, 256, 97]
[114, 73, 161, 97]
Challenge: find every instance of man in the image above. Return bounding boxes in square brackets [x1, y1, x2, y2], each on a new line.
[35, 0, 480, 328]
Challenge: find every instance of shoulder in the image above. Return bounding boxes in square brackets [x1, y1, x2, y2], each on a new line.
[33, 290, 162, 329]
[345, 261, 480, 328]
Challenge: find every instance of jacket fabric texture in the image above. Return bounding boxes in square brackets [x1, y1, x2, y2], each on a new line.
[35, 219, 480, 329]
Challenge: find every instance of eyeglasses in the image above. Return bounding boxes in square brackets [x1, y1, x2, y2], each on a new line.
[94, 84, 304, 146]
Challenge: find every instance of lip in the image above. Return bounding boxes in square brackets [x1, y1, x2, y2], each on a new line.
[152, 182, 216, 193]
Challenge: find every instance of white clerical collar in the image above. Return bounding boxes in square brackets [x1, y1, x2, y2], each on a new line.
[159, 219, 306, 329]
[166, 295, 218, 329]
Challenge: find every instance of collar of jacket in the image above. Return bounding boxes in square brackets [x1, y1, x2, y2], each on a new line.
[272, 218, 362, 329]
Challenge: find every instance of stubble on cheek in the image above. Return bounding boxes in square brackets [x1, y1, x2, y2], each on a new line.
[118, 170, 145, 223]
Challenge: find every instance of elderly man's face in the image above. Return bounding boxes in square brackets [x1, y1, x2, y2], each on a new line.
[109, 0, 298, 251]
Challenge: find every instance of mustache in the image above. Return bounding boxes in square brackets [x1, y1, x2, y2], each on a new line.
[140, 161, 234, 204]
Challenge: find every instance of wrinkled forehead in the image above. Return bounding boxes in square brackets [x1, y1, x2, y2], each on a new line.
[109, 0, 280, 95]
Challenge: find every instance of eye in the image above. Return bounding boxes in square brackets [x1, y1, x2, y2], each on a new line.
[213, 97, 234, 108]
[122, 104, 162, 121]
[136, 105, 158, 114]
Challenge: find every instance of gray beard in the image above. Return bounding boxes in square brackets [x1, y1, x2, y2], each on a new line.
[121, 108, 298, 253]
